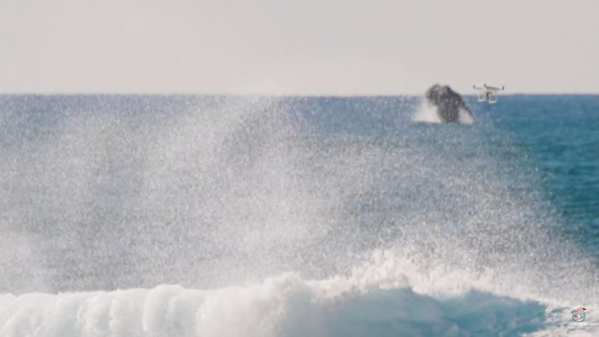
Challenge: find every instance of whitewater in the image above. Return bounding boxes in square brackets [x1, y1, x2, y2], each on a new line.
[0, 95, 598, 337]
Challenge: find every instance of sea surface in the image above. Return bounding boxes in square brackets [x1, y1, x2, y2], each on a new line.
[0, 94, 598, 336]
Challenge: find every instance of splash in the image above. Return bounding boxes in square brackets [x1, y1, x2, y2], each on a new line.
[0, 95, 597, 336]
[413, 100, 474, 124]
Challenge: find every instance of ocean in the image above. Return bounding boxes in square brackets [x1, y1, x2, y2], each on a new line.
[0, 94, 597, 336]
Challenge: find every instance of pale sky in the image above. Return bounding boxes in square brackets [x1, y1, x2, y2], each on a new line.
[2, 0, 598, 95]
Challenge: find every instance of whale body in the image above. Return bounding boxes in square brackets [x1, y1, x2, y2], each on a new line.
[425, 84, 473, 123]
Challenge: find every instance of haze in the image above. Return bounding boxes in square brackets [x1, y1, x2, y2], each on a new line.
[2, 0, 598, 95]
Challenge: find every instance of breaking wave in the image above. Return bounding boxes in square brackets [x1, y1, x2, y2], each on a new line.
[1, 251, 596, 337]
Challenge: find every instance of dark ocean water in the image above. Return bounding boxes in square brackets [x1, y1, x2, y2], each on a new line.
[0, 94, 597, 337]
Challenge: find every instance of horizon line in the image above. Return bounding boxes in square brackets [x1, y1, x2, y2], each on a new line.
[1, 91, 599, 97]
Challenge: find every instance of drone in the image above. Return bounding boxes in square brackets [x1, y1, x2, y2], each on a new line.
[473, 84, 505, 104]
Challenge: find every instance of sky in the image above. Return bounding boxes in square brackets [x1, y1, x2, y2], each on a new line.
[2, 0, 598, 95]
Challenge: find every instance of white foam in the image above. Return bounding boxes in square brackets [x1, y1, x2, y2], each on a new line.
[413, 101, 474, 124]
[0, 275, 308, 337]
[413, 101, 442, 123]
[1, 252, 597, 337]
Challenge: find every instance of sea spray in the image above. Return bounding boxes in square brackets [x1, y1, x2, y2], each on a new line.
[1, 95, 598, 336]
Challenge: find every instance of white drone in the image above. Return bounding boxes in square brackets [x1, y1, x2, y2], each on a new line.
[473, 84, 505, 104]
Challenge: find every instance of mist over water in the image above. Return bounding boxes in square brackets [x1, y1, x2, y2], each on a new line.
[0, 95, 597, 336]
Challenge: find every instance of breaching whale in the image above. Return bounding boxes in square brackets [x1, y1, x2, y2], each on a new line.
[424, 84, 474, 123]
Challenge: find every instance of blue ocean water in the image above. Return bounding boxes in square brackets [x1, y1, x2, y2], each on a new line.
[485, 96, 599, 254]
[0, 94, 597, 336]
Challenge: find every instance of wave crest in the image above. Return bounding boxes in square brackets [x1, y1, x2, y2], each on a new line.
[2, 257, 597, 337]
